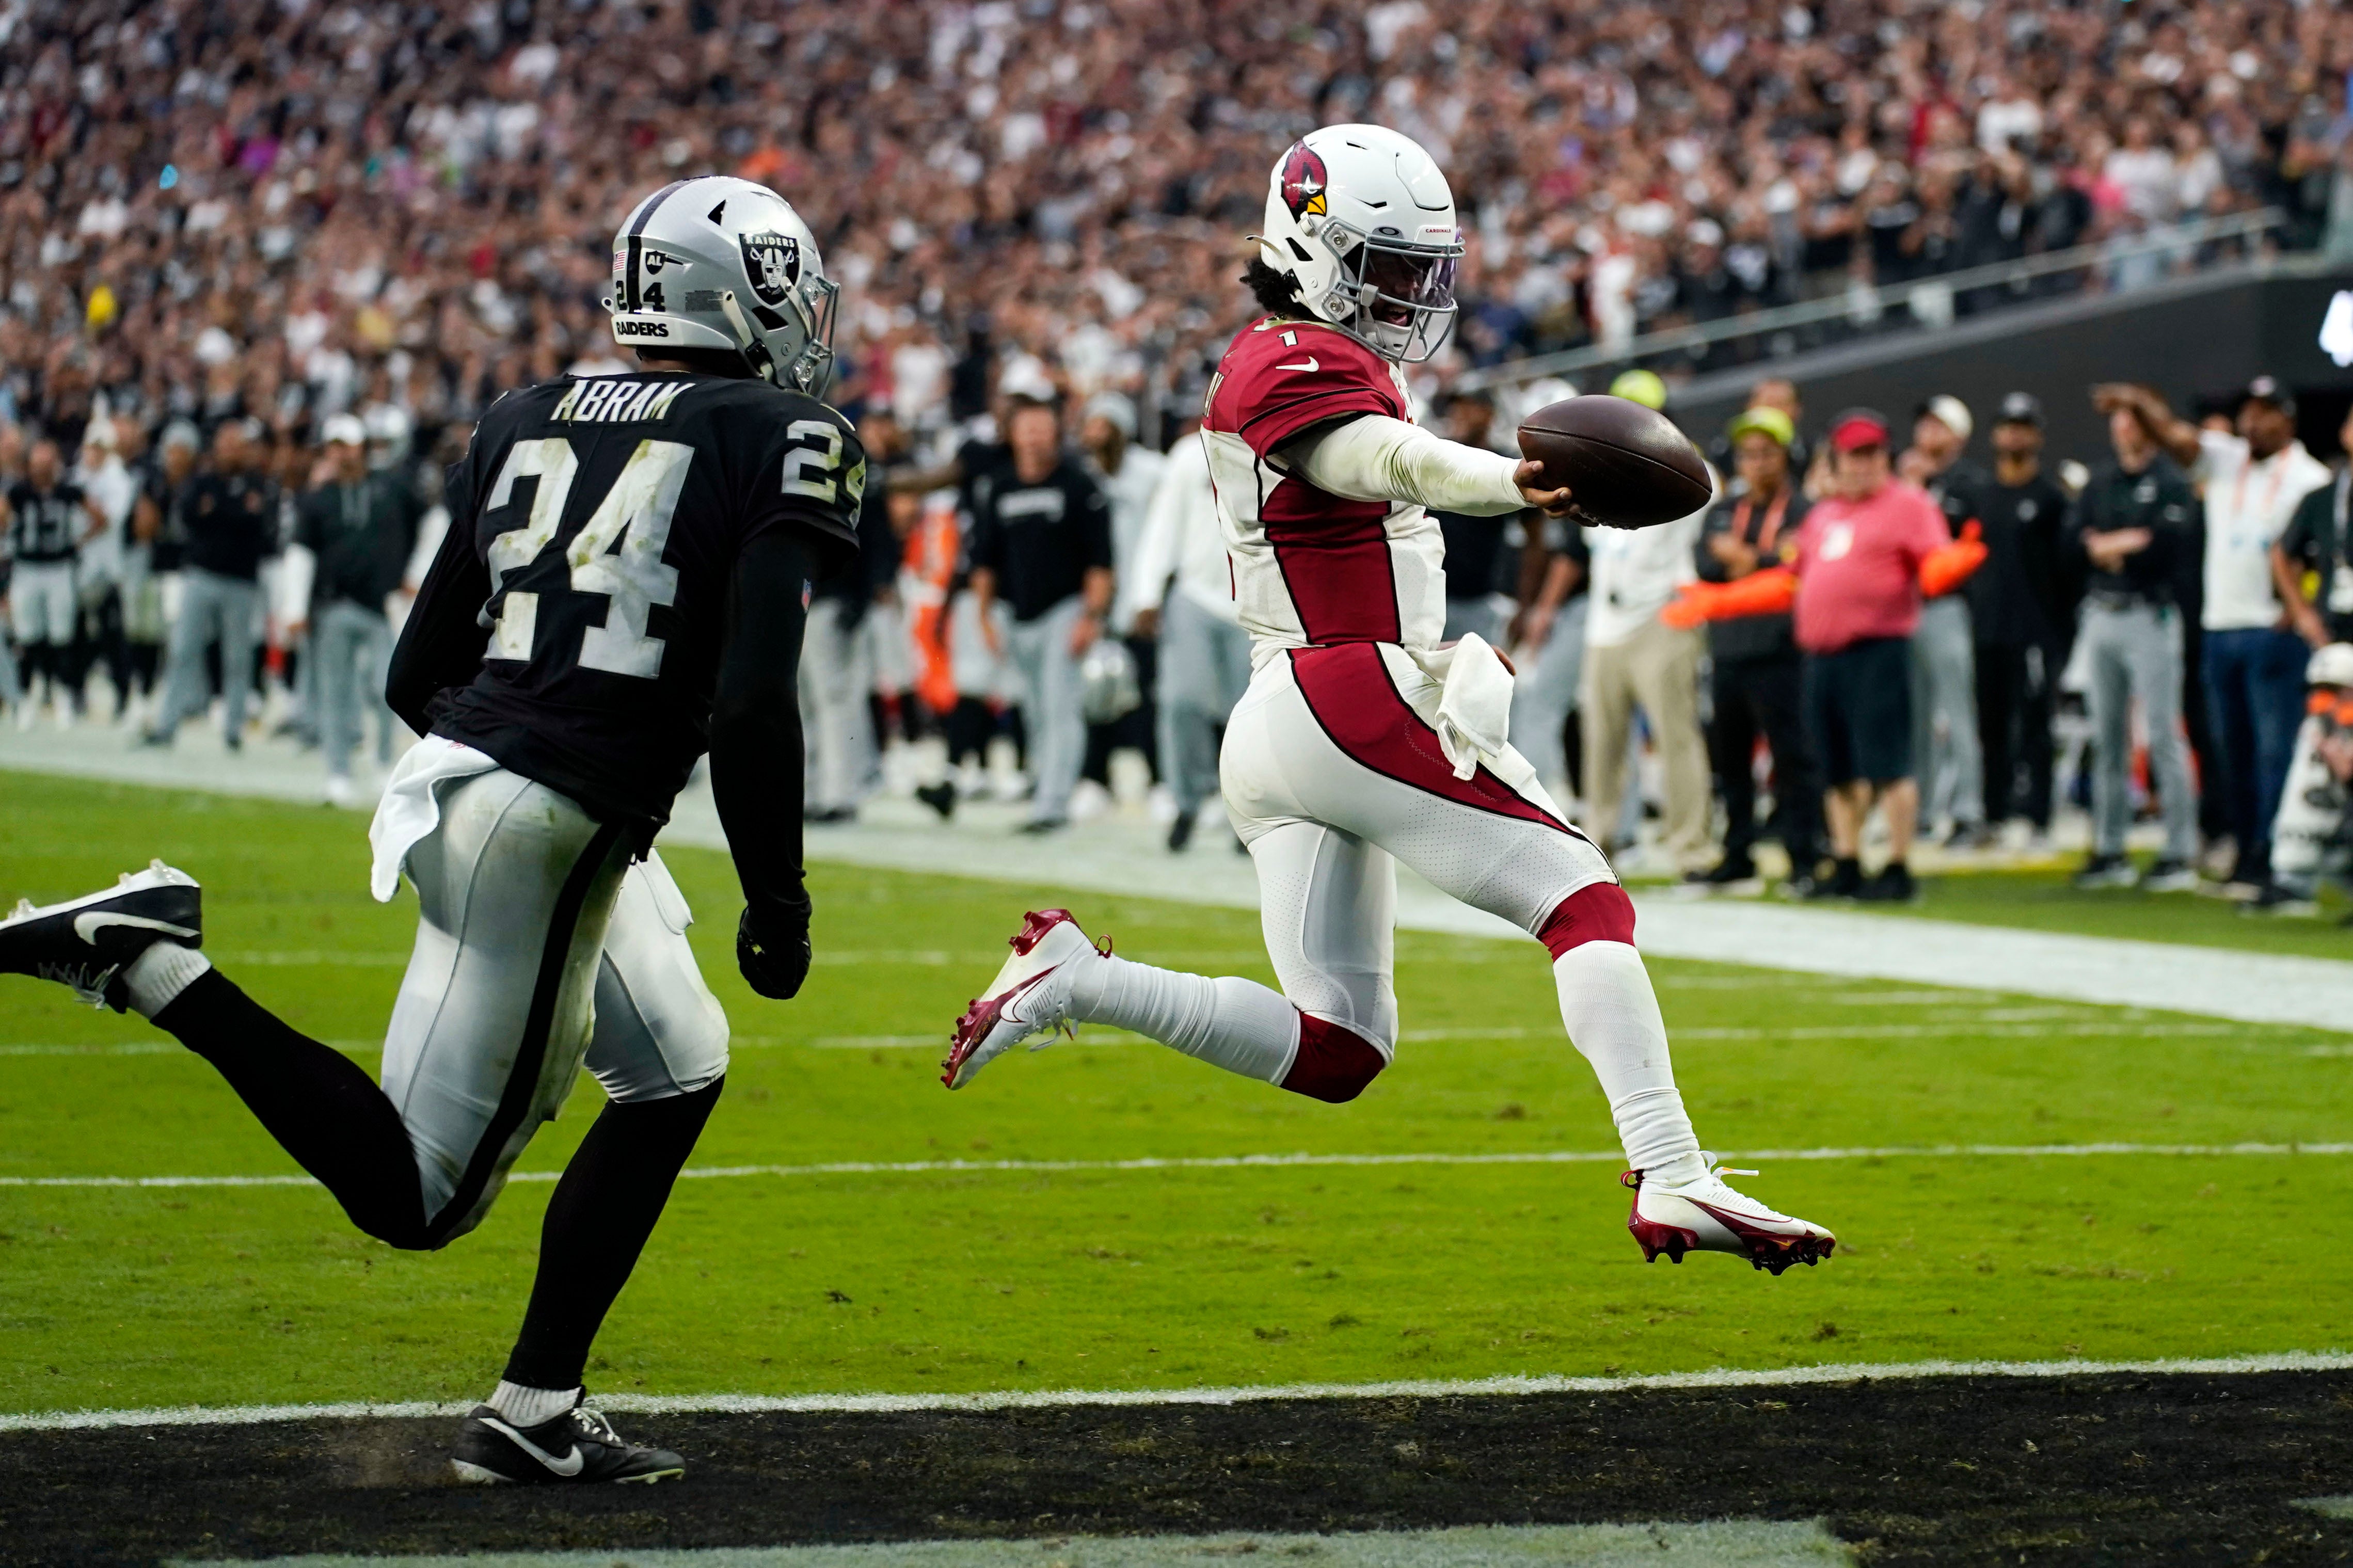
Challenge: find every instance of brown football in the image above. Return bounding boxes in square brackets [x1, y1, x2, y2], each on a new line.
[1516, 395, 1713, 529]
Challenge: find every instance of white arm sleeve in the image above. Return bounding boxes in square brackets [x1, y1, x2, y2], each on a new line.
[1284, 415, 1525, 516]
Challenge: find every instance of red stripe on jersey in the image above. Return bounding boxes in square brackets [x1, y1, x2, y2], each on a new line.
[1287, 642, 1575, 834]
[1263, 501, 1401, 645]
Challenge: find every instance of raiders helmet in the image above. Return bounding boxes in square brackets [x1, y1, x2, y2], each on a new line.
[1257, 124, 1463, 363]
[606, 175, 838, 396]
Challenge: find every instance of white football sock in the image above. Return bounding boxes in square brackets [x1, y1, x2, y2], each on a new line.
[122, 942, 212, 1019]
[1064, 953, 1300, 1083]
[488, 1380, 580, 1428]
[1553, 941, 1704, 1185]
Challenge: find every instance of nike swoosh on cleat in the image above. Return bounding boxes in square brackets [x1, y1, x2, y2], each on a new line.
[1274, 357, 1320, 373]
[478, 1417, 585, 1476]
[73, 913, 197, 946]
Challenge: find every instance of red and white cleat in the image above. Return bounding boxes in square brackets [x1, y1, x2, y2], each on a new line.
[941, 909, 1107, 1091]
[1624, 1156, 1835, 1275]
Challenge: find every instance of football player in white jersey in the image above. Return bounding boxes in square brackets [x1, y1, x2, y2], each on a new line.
[942, 126, 1832, 1273]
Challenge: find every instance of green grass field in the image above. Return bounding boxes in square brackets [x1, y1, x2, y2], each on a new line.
[2, 773, 2348, 1418]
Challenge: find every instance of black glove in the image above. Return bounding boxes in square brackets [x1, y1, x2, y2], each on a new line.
[737, 900, 812, 1000]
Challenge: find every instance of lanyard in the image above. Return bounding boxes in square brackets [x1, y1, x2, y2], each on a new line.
[1733, 489, 1791, 554]
[2228, 448, 2293, 536]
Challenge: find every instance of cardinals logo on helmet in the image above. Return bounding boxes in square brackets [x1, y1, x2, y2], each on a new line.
[740, 232, 801, 308]
[1279, 143, 1328, 220]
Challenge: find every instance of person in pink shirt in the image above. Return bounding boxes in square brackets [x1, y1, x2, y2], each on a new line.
[1792, 410, 1953, 902]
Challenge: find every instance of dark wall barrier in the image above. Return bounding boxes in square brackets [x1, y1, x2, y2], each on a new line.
[1667, 262, 2353, 467]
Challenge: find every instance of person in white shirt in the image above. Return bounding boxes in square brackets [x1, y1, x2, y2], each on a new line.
[1581, 467, 1714, 874]
[73, 418, 140, 720]
[1122, 421, 1250, 851]
[2103, 378, 2334, 891]
[1079, 393, 1168, 802]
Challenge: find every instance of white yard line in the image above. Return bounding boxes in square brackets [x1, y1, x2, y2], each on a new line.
[171, 1522, 1856, 1568]
[8, 1139, 2351, 1190]
[7, 731, 2351, 1031]
[8, 1349, 2349, 1434]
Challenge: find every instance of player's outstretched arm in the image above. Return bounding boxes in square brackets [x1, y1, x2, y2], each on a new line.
[384, 502, 491, 735]
[711, 526, 816, 1000]
[1284, 415, 1570, 516]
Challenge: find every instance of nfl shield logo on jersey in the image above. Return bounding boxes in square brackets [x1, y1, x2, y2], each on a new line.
[740, 232, 801, 307]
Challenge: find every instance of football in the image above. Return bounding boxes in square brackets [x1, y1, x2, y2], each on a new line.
[1516, 394, 1713, 529]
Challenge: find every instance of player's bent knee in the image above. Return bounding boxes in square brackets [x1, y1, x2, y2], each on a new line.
[1538, 881, 1637, 959]
[1280, 1014, 1389, 1104]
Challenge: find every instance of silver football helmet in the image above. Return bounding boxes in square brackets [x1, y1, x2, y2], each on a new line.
[606, 175, 838, 396]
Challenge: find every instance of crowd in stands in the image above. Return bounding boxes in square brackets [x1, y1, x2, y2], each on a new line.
[4, 0, 2353, 457]
[4, 0, 2353, 916]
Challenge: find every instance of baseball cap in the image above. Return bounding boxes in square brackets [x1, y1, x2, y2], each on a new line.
[1827, 408, 1891, 453]
[1725, 406, 1795, 447]
[2243, 375, 2297, 417]
[1915, 394, 1974, 442]
[1609, 368, 1668, 410]
[321, 413, 367, 447]
[1995, 392, 2044, 428]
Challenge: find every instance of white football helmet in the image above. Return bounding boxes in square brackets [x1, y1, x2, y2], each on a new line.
[605, 175, 838, 396]
[1257, 124, 1463, 363]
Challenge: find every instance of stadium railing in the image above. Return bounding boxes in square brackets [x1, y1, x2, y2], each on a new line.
[1456, 207, 2291, 395]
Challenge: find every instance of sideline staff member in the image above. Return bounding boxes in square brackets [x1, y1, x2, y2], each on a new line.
[1791, 410, 1950, 903]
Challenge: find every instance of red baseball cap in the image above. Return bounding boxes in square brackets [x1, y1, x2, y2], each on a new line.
[1827, 408, 1891, 453]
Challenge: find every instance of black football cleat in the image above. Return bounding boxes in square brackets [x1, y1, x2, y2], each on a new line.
[451, 1400, 686, 1485]
[0, 860, 202, 1011]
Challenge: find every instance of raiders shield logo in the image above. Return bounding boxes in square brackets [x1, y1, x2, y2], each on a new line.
[740, 232, 801, 308]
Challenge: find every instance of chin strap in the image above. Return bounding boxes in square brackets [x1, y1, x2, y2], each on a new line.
[717, 290, 780, 386]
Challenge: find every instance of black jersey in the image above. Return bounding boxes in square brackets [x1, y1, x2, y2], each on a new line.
[423, 371, 865, 829]
[7, 480, 88, 564]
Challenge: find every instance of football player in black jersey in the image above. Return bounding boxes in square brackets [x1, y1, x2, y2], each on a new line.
[0, 177, 862, 1485]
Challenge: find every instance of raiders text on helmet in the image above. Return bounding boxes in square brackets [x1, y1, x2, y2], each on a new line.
[1257, 124, 1462, 364]
[605, 175, 838, 395]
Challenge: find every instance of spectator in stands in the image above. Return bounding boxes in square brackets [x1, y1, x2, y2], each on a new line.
[1126, 420, 1250, 852]
[145, 419, 278, 752]
[1579, 379, 1711, 874]
[1969, 394, 2074, 848]
[1791, 410, 1950, 903]
[286, 414, 421, 807]
[2, 436, 104, 729]
[965, 398, 1114, 835]
[2071, 396, 2202, 892]
[2103, 380, 2335, 895]
[1900, 395, 1990, 847]
[1692, 406, 1821, 892]
[1079, 393, 1166, 806]
[2273, 401, 2353, 650]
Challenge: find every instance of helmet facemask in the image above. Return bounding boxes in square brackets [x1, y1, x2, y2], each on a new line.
[1323, 227, 1460, 363]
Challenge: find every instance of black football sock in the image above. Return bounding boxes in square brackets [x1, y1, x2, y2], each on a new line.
[153, 969, 430, 1247]
[502, 1077, 723, 1391]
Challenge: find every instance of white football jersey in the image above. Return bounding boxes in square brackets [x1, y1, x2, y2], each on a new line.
[1200, 317, 1447, 666]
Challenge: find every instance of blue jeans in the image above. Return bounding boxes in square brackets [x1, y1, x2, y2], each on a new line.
[2201, 626, 2308, 880]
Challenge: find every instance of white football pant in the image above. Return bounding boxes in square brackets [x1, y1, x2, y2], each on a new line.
[383, 768, 728, 1242]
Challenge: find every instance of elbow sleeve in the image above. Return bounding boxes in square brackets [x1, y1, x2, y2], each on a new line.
[1290, 417, 1524, 515]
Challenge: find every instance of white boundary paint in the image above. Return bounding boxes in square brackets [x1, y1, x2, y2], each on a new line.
[5, 735, 2351, 1033]
[7, 1139, 2352, 1189]
[8, 1350, 2349, 1434]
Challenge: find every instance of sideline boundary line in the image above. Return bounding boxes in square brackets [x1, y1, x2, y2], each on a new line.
[7, 1140, 2352, 1189]
[8, 1350, 2350, 1434]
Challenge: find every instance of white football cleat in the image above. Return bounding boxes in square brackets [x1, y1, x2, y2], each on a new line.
[941, 909, 1105, 1091]
[1624, 1155, 1835, 1275]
